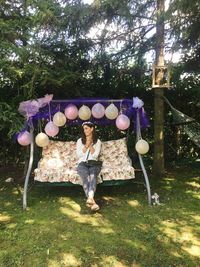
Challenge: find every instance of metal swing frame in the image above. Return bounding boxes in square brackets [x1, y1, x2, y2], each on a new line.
[22, 99, 152, 210]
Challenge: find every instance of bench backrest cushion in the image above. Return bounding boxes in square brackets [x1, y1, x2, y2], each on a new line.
[34, 138, 135, 183]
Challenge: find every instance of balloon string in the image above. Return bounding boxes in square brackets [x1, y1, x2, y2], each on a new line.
[39, 119, 42, 132]
[48, 103, 51, 121]
[120, 100, 123, 114]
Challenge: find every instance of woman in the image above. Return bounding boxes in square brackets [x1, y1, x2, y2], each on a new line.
[76, 122, 102, 211]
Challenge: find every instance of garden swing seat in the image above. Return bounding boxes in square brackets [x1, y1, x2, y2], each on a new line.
[34, 137, 135, 185]
[19, 97, 151, 209]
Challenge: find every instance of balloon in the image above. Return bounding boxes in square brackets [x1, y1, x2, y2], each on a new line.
[35, 132, 49, 147]
[116, 114, 130, 130]
[17, 131, 31, 146]
[135, 139, 149, 154]
[105, 103, 118, 120]
[78, 105, 91, 120]
[44, 121, 59, 137]
[53, 112, 66, 127]
[64, 104, 78, 120]
[92, 103, 105, 119]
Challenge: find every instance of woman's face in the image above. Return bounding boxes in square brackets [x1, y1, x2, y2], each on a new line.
[83, 125, 94, 137]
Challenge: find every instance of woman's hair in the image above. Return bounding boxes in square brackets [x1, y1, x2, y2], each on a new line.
[81, 122, 98, 144]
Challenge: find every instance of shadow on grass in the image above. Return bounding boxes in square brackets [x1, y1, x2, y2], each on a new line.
[0, 166, 200, 267]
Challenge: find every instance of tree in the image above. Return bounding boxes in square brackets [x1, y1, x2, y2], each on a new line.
[152, 0, 165, 177]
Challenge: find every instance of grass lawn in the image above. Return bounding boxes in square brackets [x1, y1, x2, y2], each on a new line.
[0, 164, 200, 267]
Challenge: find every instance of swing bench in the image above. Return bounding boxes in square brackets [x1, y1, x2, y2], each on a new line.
[19, 98, 151, 209]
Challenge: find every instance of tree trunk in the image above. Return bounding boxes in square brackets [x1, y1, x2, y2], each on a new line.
[153, 0, 165, 177]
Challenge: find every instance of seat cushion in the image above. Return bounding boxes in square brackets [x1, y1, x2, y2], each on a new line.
[34, 138, 135, 183]
[99, 138, 135, 181]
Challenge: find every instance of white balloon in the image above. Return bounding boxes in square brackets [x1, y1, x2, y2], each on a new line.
[135, 139, 149, 154]
[105, 103, 118, 120]
[92, 103, 105, 119]
[53, 112, 66, 127]
[78, 105, 91, 120]
[35, 132, 49, 147]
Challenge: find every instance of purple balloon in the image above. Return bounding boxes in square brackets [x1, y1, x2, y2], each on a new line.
[116, 114, 130, 130]
[17, 131, 32, 146]
[64, 104, 78, 120]
[45, 121, 59, 137]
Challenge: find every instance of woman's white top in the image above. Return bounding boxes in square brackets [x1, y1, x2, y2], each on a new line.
[76, 138, 101, 163]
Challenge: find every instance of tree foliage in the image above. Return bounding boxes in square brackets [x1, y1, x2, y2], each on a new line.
[0, 0, 199, 165]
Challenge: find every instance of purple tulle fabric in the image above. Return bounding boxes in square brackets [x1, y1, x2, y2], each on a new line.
[17, 97, 149, 136]
[18, 94, 53, 118]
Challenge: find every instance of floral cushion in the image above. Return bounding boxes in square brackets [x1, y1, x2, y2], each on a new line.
[99, 138, 135, 181]
[34, 138, 135, 184]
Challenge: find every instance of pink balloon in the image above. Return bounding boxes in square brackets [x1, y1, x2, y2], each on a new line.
[45, 121, 59, 137]
[116, 114, 130, 130]
[17, 131, 32, 146]
[92, 103, 105, 119]
[64, 104, 78, 120]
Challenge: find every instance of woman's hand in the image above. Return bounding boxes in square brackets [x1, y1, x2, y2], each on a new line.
[89, 145, 95, 154]
[82, 146, 88, 153]
[82, 141, 92, 153]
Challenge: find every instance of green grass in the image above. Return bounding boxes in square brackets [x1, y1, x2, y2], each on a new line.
[0, 165, 200, 267]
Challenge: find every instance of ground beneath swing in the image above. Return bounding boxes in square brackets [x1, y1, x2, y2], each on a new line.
[0, 164, 200, 267]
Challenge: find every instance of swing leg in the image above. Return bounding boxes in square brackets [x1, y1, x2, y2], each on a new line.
[138, 154, 151, 205]
[23, 128, 34, 210]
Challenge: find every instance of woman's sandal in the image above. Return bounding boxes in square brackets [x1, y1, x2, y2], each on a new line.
[86, 198, 100, 211]
[86, 197, 95, 207]
[91, 203, 100, 211]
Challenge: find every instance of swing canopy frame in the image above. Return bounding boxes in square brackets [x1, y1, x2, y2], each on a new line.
[18, 96, 152, 209]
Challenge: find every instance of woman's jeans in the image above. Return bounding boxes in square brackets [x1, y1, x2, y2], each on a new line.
[77, 162, 101, 198]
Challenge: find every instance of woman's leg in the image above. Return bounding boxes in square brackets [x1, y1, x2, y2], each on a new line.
[88, 166, 101, 198]
[87, 166, 101, 211]
[77, 163, 90, 197]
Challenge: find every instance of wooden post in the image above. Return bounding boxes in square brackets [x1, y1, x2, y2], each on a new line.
[153, 0, 165, 177]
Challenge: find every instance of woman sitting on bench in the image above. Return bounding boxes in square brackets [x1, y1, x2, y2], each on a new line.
[76, 122, 102, 211]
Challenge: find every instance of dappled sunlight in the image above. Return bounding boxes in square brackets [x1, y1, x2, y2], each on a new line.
[191, 214, 200, 222]
[47, 259, 62, 267]
[191, 177, 200, 182]
[163, 177, 175, 181]
[186, 181, 200, 189]
[4, 201, 12, 207]
[0, 167, 199, 266]
[124, 239, 147, 252]
[0, 213, 11, 222]
[6, 223, 17, 229]
[25, 219, 35, 224]
[60, 206, 114, 233]
[59, 197, 81, 212]
[162, 185, 173, 190]
[160, 221, 178, 239]
[159, 220, 200, 258]
[161, 177, 175, 189]
[182, 244, 200, 257]
[60, 253, 82, 266]
[59, 201, 115, 234]
[185, 190, 200, 199]
[127, 200, 140, 207]
[137, 223, 148, 231]
[11, 188, 21, 195]
[47, 253, 82, 267]
[60, 233, 72, 241]
[170, 250, 182, 258]
[102, 196, 116, 201]
[100, 255, 130, 267]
